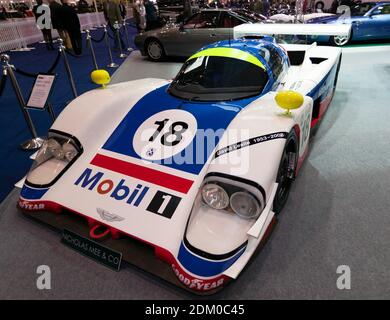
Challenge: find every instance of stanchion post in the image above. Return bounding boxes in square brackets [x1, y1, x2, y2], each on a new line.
[0, 54, 44, 150]
[47, 102, 56, 123]
[115, 21, 127, 59]
[122, 20, 134, 53]
[58, 39, 78, 98]
[103, 25, 118, 68]
[86, 29, 99, 70]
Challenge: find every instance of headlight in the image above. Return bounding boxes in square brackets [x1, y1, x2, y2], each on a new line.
[185, 174, 266, 256]
[26, 131, 82, 187]
[230, 191, 261, 219]
[201, 183, 229, 210]
[200, 176, 264, 220]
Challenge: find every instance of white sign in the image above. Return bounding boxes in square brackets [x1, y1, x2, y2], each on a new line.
[27, 74, 55, 109]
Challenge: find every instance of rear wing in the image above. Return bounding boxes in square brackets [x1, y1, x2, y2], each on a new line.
[233, 23, 351, 39]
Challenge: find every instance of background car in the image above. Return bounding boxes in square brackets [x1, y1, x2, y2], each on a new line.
[306, 1, 390, 46]
[134, 8, 272, 61]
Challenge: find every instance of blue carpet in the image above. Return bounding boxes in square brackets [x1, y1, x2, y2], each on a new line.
[0, 24, 137, 202]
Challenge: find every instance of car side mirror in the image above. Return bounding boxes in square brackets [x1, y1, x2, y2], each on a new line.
[275, 90, 304, 116]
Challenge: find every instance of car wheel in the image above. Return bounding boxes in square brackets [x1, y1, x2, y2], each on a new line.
[273, 130, 298, 214]
[315, 1, 325, 10]
[145, 39, 166, 61]
[330, 31, 352, 47]
[333, 54, 342, 90]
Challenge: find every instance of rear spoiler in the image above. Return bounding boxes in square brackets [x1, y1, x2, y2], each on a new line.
[233, 23, 351, 39]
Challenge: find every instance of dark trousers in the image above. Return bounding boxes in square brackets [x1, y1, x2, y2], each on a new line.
[109, 23, 125, 49]
[68, 29, 82, 55]
[41, 28, 54, 50]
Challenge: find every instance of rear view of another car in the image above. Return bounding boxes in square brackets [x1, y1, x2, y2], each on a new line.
[306, 2, 390, 46]
[134, 9, 269, 61]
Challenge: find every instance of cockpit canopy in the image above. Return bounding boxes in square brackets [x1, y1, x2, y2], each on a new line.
[168, 39, 288, 102]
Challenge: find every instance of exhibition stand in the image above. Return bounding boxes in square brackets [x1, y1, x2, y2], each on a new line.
[1, 45, 390, 299]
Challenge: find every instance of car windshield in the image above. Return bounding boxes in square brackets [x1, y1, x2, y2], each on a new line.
[234, 10, 266, 22]
[168, 55, 269, 101]
[351, 3, 376, 16]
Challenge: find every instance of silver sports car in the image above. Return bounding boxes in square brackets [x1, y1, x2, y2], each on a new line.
[134, 9, 271, 61]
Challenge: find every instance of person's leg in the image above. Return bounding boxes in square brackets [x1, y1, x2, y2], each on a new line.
[47, 28, 54, 49]
[71, 30, 82, 55]
[109, 23, 119, 49]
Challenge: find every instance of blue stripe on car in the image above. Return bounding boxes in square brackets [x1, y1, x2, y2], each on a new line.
[177, 241, 246, 277]
[102, 84, 259, 175]
[20, 185, 49, 200]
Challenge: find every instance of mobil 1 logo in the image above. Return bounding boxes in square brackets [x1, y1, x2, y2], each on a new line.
[146, 191, 181, 219]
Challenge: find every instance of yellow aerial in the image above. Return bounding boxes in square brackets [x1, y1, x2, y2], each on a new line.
[91, 70, 111, 89]
[275, 90, 304, 115]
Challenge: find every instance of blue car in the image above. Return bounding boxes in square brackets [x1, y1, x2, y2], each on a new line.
[307, 1, 390, 46]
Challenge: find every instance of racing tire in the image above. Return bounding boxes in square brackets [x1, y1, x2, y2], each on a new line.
[333, 54, 342, 90]
[273, 130, 298, 215]
[330, 30, 352, 47]
[145, 38, 166, 62]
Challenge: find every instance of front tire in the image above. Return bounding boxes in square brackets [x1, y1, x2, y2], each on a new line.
[330, 30, 352, 47]
[145, 39, 166, 61]
[273, 130, 298, 214]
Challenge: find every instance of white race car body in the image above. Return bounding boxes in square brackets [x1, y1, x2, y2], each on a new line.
[19, 34, 343, 293]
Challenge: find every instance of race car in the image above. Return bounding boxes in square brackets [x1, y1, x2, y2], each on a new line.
[18, 30, 344, 294]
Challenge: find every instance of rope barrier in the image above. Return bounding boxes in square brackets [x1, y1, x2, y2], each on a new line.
[14, 50, 61, 78]
[90, 32, 105, 43]
[107, 31, 116, 40]
[64, 48, 81, 58]
[0, 73, 7, 97]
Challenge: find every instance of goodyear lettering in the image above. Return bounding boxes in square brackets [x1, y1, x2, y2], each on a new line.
[74, 168, 149, 207]
[19, 200, 45, 211]
[172, 264, 225, 291]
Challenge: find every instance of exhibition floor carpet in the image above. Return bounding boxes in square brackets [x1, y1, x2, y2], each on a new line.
[1, 46, 390, 299]
[0, 25, 137, 202]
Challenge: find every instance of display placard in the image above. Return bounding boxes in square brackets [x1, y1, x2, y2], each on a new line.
[26, 74, 56, 110]
[61, 229, 123, 271]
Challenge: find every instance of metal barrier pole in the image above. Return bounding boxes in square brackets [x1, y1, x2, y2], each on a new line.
[47, 102, 56, 123]
[86, 30, 99, 70]
[58, 39, 78, 98]
[122, 20, 134, 53]
[115, 21, 127, 59]
[0, 54, 44, 150]
[104, 25, 118, 68]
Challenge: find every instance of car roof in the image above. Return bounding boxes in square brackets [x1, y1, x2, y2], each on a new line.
[188, 37, 285, 75]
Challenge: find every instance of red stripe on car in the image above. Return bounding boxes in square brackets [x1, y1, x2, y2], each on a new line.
[90, 154, 194, 194]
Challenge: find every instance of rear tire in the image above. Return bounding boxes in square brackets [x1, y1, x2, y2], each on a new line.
[273, 130, 298, 214]
[145, 39, 166, 61]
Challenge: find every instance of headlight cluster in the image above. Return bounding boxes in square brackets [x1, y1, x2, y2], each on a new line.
[45, 138, 78, 162]
[201, 180, 263, 220]
[26, 131, 81, 187]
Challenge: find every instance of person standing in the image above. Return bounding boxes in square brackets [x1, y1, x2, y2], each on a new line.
[253, 0, 264, 14]
[48, 0, 70, 50]
[104, 0, 126, 49]
[119, 0, 127, 20]
[144, 0, 158, 31]
[263, 0, 270, 17]
[33, 0, 54, 50]
[133, 0, 146, 32]
[60, 0, 82, 55]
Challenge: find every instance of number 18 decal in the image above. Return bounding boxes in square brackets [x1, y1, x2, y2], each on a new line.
[133, 110, 197, 161]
